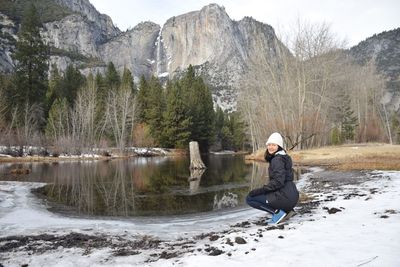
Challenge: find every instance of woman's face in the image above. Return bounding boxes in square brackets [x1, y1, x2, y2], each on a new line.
[267, 143, 279, 154]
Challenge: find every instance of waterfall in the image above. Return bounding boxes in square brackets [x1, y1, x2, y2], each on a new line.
[156, 27, 163, 76]
[155, 26, 170, 78]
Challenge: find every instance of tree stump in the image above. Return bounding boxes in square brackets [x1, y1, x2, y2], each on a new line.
[189, 141, 206, 170]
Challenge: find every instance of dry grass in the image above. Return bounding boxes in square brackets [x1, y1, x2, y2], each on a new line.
[246, 143, 400, 171]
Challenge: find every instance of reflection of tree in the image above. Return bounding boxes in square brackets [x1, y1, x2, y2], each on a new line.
[95, 161, 134, 216]
[188, 168, 205, 194]
[201, 155, 251, 186]
[42, 161, 135, 216]
[37, 155, 258, 216]
[247, 161, 269, 189]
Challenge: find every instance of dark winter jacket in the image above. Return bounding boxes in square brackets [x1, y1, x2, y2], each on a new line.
[250, 150, 299, 212]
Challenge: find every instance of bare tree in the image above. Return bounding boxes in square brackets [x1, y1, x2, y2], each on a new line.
[104, 81, 136, 152]
[69, 75, 99, 152]
[238, 18, 386, 150]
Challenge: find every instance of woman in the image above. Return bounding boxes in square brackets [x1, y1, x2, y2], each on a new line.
[246, 132, 299, 224]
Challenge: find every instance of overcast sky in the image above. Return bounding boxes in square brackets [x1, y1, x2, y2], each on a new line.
[89, 0, 400, 47]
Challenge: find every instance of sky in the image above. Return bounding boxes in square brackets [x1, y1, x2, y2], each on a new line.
[89, 0, 400, 47]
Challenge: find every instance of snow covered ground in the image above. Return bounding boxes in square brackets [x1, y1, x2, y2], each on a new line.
[0, 169, 399, 267]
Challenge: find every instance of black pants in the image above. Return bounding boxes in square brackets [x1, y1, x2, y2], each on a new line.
[246, 194, 277, 214]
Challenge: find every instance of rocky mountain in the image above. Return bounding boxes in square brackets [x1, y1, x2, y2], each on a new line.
[157, 5, 285, 110]
[350, 28, 400, 112]
[0, 1, 288, 111]
[1, 0, 399, 112]
[54, 0, 119, 39]
[0, 12, 16, 73]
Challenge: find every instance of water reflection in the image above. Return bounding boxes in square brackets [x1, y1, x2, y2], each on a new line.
[0, 156, 304, 217]
[188, 168, 204, 194]
[22, 155, 251, 216]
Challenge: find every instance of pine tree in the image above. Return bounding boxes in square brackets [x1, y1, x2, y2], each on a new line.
[189, 78, 215, 151]
[105, 62, 120, 91]
[338, 91, 358, 142]
[95, 71, 107, 98]
[330, 126, 342, 145]
[94, 71, 108, 130]
[161, 82, 192, 148]
[229, 112, 246, 151]
[221, 125, 234, 150]
[121, 67, 136, 95]
[181, 65, 215, 151]
[136, 75, 150, 123]
[0, 73, 16, 122]
[146, 76, 165, 144]
[13, 3, 48, 111]
[46, 64, 62, 115]
[60, 65, 85, 107]
[214, 106, 225, 147]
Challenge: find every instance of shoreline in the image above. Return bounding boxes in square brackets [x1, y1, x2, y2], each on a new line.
[0, 149, 250, 163]
[245, 143, 400, 171]
[2, 143, 400, 171]
[0, 147, 188, 163]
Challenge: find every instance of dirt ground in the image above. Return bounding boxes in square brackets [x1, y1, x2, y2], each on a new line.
[246, 143, 400, 171]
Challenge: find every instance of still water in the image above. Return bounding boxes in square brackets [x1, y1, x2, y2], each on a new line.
[0, 155, 286, 217]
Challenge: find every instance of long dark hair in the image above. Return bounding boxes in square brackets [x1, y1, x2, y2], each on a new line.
[264, 146, 283, 163]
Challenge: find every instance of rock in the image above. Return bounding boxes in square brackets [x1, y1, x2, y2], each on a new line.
[204, 247, 224, 256]
[226, 238, 234, 246]
[234, 237, 246, 244]
[323, 207, 342, 214]
[209, 235, 220, 241]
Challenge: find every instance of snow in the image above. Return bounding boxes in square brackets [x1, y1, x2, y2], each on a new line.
[158, 72, 169, 78]
[213, 89, 238, 112]
[147, 59, 155, 64]
[59, 153, 101, 158]
[210, 150, 236, 155]
[0, 170, 399, 266]
[0, 146, 170, 158]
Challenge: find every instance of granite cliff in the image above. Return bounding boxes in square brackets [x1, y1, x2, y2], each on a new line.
[0, 0, 399, 112]
[0, 1, 288, 111]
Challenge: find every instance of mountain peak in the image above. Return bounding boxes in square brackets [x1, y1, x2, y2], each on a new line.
[55, 0, 120, 35]
[199, 3, 230, 19]
[200, 3, 226, 12]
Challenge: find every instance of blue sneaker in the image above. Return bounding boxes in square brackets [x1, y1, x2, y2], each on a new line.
[268, 209, 287, 224]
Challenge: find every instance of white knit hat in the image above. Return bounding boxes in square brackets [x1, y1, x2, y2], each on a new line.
[266, 132, 284, 148]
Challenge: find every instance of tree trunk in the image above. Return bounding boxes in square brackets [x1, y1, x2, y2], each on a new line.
[189, 141, 206, 169]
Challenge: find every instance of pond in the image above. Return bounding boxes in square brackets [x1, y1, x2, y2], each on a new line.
[0, 155, 301, 217]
